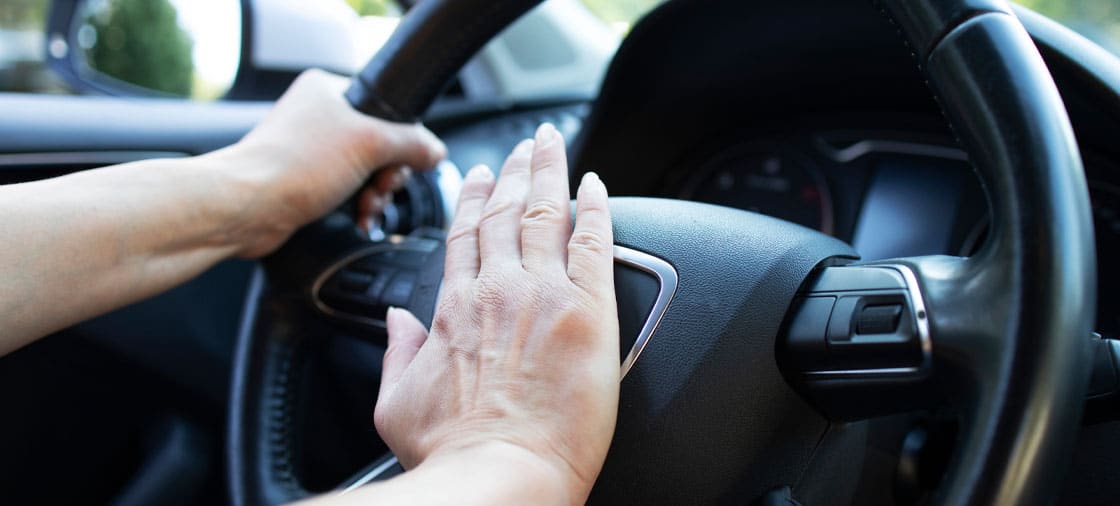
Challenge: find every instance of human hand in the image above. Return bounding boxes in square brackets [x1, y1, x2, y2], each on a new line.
[210, 69, 446, 257]
[372, 123, 620, 503]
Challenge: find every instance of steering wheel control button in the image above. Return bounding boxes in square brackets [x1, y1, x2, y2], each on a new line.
[779, 265, 929, 378]
[857, 304, 903, 334]
[311, 235, 446, 331]
[337, 271, 375, 292]
[365, 270, 394, 299]
[782, 296, 835, 370]
[826, 296, 860, 342]
[382, 272, 418, 307]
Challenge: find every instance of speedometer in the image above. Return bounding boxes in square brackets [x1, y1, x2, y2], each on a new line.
[680, 147, 834, 235]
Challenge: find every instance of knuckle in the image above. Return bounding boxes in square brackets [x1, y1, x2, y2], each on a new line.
[445, 223, 479, 248]
[447, 339, 480, 363]
[372, 405, 388, 432]
[577, 201, 609, 217]
[479, 199, 521, 227]
[521, 199, 567, 226]
[532, 158, 560, 173]
[569, 230, 609, 254]
[430, 313, 455, 339]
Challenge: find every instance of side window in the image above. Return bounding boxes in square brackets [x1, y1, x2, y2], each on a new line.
[0, 0, 71, 93]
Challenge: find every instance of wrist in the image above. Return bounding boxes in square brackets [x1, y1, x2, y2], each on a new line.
[192, 143, 295, 258]
[417, 441, 583, 506]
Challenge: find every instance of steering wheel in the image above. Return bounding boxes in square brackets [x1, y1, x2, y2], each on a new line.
[227, 0, 1097, 504]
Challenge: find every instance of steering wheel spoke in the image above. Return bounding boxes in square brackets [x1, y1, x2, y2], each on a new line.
[777, 252, 1019, 420]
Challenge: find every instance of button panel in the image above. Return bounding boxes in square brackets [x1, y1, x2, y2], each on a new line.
[779, 264, 928, 377]
[313, 237, 442, 327]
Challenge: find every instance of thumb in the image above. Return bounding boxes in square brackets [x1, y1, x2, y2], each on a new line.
[378, 307, 430, 399]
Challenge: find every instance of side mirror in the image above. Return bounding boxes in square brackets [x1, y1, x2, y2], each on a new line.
[45, 0, 245, 99]
[44, 0, 400, 101]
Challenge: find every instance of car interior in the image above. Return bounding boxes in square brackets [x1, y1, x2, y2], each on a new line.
[1, 0, 1118, 504]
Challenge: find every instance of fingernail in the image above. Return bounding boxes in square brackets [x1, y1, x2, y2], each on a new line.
[535, 122, 558, 144]
[582, 171, 601, 185]
[466, 164, 492, 180]
[513, 138, 535, 155]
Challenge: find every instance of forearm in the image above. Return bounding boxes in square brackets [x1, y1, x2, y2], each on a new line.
[0, 70, 443, 356]
[0, 151, 250, 355]
[296, 443, 576, 506]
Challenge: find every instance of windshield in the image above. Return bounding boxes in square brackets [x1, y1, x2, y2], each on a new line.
[2, 0, 1119, 99]
[579, 0, 1120, 56]
[579, 0, 661, 34]
[1018, 0, 1120, 55]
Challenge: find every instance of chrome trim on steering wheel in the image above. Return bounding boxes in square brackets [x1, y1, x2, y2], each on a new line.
[614, 245, 679, 380]
[434, 159, 463, 229]
[310, 240, 432, 329]
[335, 246, 675, 492]
[339, 455, 401, 494]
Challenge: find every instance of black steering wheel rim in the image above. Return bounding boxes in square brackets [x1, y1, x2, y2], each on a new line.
[228, 1, 1096, 504]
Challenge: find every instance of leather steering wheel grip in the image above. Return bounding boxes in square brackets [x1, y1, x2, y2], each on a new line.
[888, 4, 1096, 505]
[228, 1, 1095, 505]
[345, 0, 545, 122]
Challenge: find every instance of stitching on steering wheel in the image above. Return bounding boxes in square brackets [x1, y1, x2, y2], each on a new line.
[266, 337, 302, 494]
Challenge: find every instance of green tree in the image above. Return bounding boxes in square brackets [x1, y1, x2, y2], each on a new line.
[86, 0, 193, 96]
[580, 0, 662, 30]
[1017, 0, 1120, 54]
[0, 0, 48, 30]
[345, 0, 399, 17]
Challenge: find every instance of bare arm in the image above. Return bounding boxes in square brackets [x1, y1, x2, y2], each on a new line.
[1, 70, 618, 504]
[0, 70, 444, 356]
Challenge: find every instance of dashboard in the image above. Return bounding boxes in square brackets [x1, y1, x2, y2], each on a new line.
[436, 102, 1119, 343]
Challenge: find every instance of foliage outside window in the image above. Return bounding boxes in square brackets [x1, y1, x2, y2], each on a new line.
[2, 0, 1120, 97]
[345, 0, 401, 17]
[579, 0, 661, 34]
[81, 0, 194, 97]
[0, 0, 47, 30]
[1017, 0, 1120, 55]
[0, 0, 67, 93]
[578, 0, 1120, 55]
